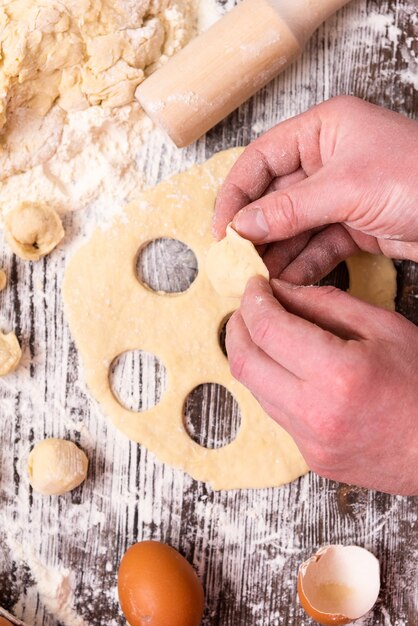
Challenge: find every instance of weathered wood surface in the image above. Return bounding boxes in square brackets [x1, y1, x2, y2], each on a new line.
[0, 0, 417, 625]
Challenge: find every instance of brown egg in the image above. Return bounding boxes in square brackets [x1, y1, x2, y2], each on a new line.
[298, 545, 380, 626]
[0, 617, 13, 626]
[118, 541, 205, 626]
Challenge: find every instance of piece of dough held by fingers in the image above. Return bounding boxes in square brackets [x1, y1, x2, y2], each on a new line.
[206, 225, 269, 298]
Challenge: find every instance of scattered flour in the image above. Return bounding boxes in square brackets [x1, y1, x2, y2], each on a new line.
[4, 533, 87, 626]
[0, 104, 152, 217]
[197, 0, 224, 33]
[365, 10, 417, 91]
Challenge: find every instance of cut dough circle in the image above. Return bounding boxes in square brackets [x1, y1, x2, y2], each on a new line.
[63, 148, 397, 490]
[4, 202, 64, 261]
[206, 225, 269, 297]
[0, 331, 21, 377]
[28, 438, 89, 496]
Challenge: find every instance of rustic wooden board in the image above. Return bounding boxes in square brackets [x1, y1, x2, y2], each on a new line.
[0, 0, 417, 625]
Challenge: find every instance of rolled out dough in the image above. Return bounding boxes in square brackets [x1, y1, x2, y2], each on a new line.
[63, 148, 397, 490]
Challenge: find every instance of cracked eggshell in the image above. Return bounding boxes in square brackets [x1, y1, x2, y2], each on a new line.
[298, 545, 380, 625]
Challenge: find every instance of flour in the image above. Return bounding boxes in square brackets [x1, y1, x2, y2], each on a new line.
[364, 10, 417, 91]
[4, 533, 87, 626]
[0, 0, 196, 217]
[0, 104, 152, 217]
[197, 0, 224, 32]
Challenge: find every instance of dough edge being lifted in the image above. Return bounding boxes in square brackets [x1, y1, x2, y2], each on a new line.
[63, 148, 397, 490]
[206, 225, 269, 298]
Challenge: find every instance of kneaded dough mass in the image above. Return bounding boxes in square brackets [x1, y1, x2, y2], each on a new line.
[0, 0, 194, 130]
[206, 225, 269, 297]
[4, 202, 64, 261]
[63, 148, 397, 490]
[28, 438, 89, 496]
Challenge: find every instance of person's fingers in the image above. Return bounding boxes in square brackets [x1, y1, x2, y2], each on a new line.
[262, 231, 315, 278]
[231, 162, 362, 244]
[213, 107, 322, 238]
[262, 227, 326, 278]
[280, 224, 360, 285]
[270, 279, 388, 340]
[239, 277, 344, 378]
[225, 311, 300, 427]
[263, 167, 307, 195]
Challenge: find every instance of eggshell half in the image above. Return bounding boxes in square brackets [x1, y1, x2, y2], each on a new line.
[298, 545, 380, 625]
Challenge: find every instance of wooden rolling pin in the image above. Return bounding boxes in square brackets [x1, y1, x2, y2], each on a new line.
[0, 607, 28, 626]
[136, 0, 352, 147]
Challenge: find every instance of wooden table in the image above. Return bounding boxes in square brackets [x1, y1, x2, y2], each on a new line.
[0, 0, 417, 624]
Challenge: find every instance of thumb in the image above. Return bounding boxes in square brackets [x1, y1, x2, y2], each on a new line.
[232, 165, 360, 243]
[271, 279, 389, 340]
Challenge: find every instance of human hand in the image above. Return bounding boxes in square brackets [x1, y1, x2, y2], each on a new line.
[214, 96, 418, 283]
[226, 276, 418, 496]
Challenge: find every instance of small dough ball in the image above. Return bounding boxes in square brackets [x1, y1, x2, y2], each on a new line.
[4, 202, 64, 261]
[0, 269, 7, 291]
[28, 438, 89, 495]
[0, 331, 21, 376]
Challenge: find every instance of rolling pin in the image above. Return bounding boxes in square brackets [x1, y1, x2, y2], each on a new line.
[136, 0, 352, 147]
[0, 607, 28, 626]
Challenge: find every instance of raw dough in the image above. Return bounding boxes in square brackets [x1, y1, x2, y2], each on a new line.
[346, 253, 397, 310]
[0, 331, 21, 376]
[0, 269, 6, 292]
[0, 0, 195, 130]
[28, 438, 89, 496]
[63, 148, 397, 490]
[4, 202, 64, 261]
[63, 148, 308, 489]
[206, 224, 269, 297]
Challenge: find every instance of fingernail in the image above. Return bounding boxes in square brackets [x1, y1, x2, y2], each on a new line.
[233, 208, 269, 242]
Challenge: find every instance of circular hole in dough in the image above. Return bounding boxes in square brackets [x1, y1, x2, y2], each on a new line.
[318, 261, 349, 291]
[110, 350, 167, 412]
[183, 383, 242, 449]
[218, 313, 234, 358]
[137, 238, 198, 294]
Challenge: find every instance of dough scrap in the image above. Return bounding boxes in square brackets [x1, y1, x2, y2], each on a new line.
[28, 438, 89, 496]
[206, 225, 269, 297]
[63, 148, 397, 490]
[4, 202, 64, 261]
[0, 331, 21, 376]
[0, 270, 6, 292]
